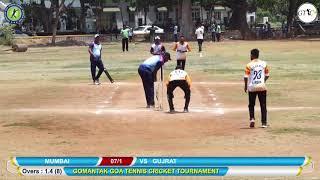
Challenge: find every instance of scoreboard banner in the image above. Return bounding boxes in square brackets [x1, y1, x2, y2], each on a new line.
[8, 156, 313, 176]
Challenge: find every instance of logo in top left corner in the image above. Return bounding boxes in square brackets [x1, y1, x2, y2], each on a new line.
[4, 3, 25, 24]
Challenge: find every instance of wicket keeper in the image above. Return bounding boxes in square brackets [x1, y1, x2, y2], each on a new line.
[88, 34, 114, 85]
[244, 49, 270, 128]
[167, 65, 192, 113]
[138, 52, 171, 108]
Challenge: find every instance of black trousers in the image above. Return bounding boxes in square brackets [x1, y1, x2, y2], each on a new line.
[122, 38, 128, 52]
[138, 65, 154, 106]
[248, 91, 267, 124]
[177, 60, 186, 70]
[197, 39, 203, 52]
[211, 32, 216, 42]
[167, 80, 191, 110]
[90, 58, 114, 82]
[216, 33, 221, 42]
[174, 34, 178, 42]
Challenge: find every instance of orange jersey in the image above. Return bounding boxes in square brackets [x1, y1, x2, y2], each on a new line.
[244, 59, 270, 92]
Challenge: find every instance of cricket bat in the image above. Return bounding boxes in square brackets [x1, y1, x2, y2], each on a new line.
[154, 67, 163, 111]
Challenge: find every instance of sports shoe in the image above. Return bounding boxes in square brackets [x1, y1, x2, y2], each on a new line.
[146, 105, 155, 109]
[169, 109, 176, 113]
[250, 119, 255, 128]
[183, 108, 189, 113]
[262, 124, 268, 128]
[95, 80, 101, 85]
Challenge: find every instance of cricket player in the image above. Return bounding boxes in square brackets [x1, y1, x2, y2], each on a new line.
[195, 25, 204, 53]
[167, 65, 191, 113]
[150, 36, 166, 55]
[173, 25, 178, 42]
[138, 52, 171, 108]
[173, 35, 191, 70]
[244, 49, 270, 128]
[88, 34, 114, 85]
[120, 26, 129, 52]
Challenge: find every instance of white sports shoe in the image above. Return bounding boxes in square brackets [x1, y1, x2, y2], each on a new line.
[262, 124, 268, 128]
[95, 80, 101, 85]
[250, 119, 255, 128]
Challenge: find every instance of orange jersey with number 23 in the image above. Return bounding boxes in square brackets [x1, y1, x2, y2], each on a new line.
[244, 59, 270, 92]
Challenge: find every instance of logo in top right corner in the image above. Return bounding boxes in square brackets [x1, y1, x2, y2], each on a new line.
[297, 3, 318, 23]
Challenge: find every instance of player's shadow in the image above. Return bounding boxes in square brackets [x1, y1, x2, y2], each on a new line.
[240, 127, 270, 129]
[164, 111, 187, 114]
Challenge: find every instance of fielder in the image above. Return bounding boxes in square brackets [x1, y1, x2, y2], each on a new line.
[195, 25, 204, 54]
[173, 35, 191, 70]
[88, 34, 114, 85]
[167, 65, 192, 113]
[244, 49, 270, 128]
[138, 52, 171, 108]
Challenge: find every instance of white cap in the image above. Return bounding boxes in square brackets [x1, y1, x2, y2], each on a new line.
[155, 36, 160, 40]
[94, 34, 100, 38]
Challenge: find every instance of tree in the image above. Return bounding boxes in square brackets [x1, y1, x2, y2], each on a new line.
[79, 0, 87, 32]
[180, 0, 193, 38]
[255, 0, 320, 36]
[50, 0, 75, 46]
[224, 0, 252, 39]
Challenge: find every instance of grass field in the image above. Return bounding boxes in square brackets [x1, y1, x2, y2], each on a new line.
[0, 40, 320, 179]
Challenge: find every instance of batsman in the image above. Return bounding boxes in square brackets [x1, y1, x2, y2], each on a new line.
[166, 65, 192, 113]
[138, 52, 171, 108]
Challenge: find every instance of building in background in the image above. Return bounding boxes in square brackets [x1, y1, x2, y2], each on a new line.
[0, 1, 7, 26]
[3, 0, 256, 34]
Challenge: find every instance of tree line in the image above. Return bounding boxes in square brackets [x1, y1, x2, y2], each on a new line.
[20, 0, 320, 45]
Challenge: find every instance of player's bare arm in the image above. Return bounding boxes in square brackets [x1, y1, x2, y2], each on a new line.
[244, 77, 248, 93]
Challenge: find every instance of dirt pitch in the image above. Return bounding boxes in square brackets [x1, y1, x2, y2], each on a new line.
[0, 40, 320, 180]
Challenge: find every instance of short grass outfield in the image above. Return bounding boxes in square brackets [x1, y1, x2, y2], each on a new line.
[0, 40, 319, 179]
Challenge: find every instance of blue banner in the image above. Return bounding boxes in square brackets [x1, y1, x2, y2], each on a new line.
[64, 167, 228, 176]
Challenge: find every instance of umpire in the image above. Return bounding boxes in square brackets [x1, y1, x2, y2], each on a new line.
[138, 52, 171, 108]
[167, 65, 191, 113]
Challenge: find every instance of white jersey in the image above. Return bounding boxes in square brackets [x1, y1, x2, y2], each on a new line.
[174, 26, 178, 34]
[244, 59, 270, 92]
[90, 42, 102, 58]
[151, 43, 164, 55]
[195, 27, 204, 39]
[175, 42, 190, 60]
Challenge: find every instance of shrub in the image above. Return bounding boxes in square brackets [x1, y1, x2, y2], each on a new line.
[0, 24, 15, 46]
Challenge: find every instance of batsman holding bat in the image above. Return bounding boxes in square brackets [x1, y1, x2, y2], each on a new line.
[138, 52, 171, 108]
[88, 34, 114, 85]
[150, 36, 166, 110]
[167, 65, 192, 113]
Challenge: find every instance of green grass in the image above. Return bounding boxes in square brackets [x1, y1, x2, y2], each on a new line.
[1, 40, 320, 107]
[1, 41, 320, 82]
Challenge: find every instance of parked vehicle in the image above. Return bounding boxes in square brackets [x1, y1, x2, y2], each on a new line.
[14, 30, 31, 37]
[133, 25, 164, 35]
